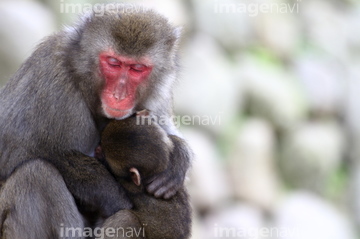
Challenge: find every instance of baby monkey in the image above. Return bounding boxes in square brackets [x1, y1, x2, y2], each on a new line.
[99, 110, 191, 239]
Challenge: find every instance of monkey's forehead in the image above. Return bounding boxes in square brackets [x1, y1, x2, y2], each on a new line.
[72, 8, 179, 60]
[79, 8, 177, 56]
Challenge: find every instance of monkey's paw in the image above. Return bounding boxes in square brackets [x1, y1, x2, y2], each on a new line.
[145, 170, 183, 199]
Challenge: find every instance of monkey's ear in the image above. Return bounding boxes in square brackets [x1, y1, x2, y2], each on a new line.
[130, 167, 141, 186]
[167, 27, 182, 48]
[173, 27, 182, 40]
[64, 11, 93, 40]
[173, 27, 182, 45]
[80, 11, 94, 23]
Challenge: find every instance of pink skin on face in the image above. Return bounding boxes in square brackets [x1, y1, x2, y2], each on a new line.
[99, 51, 153, 119]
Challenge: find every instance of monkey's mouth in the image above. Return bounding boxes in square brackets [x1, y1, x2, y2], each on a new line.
[102, 105, 133, 120]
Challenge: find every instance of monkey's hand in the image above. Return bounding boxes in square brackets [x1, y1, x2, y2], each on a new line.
[50, 152, 133, 218]
[145, 135, 191, 199]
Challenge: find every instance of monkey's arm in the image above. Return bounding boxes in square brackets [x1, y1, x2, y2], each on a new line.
[48, 152, 132, 218]
[145, 135, 191, 199]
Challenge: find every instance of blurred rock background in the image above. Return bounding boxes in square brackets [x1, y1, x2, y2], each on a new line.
[1, 0, 360, 238]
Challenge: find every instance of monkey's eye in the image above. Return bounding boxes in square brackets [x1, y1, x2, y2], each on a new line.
[131, 64, 146, 73]
[107, 57, 121, 67]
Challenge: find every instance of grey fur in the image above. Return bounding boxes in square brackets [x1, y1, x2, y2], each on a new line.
[0, 4, 191, 237]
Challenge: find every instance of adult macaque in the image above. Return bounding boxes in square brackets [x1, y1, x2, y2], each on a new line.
[96, 110, 191, 239]
[0, 5, 191, 238]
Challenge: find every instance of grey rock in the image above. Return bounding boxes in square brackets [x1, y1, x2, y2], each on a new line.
[228, 118, 281, 210]
[345, 62, 360, 229]
[274, 192, 357, 239]
[254, 10, 300, 58]
[202, 204, 264, 239]
[347, 7, 360, 52]
[0, 0, 56, 85]
[280, 121, 345, 194]
[191, 0, 254, 50]
[181, 127, 232, 212]
[344, 61, 360, 138]
[293, 54, 345, 116]
[237, 54, 308, 130]
[174, 34, 240, 135]
[349, 163, 360, 229]
[301, 0, 349, 59]
[191, 214, 205, 239]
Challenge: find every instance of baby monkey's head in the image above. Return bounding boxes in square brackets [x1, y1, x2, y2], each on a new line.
[101, 110, 173, 186]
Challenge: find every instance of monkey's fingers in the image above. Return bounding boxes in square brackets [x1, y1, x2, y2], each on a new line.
[145, 174, 164, 194]
[163, 183, 178, 199]
[145, 174, 179, 199]
[153, 182, 178, 199]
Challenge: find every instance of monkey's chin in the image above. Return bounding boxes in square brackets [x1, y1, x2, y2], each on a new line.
[103, 105, 133, 120]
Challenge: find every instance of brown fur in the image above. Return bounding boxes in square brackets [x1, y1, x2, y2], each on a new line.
[0, 4, 191, 237]
[101, 113, 191, 239]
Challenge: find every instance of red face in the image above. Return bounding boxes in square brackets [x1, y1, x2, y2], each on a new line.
[99, 51, 153, 119]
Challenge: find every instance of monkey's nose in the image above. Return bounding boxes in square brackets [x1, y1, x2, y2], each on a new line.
[113, 85, 128, 101]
